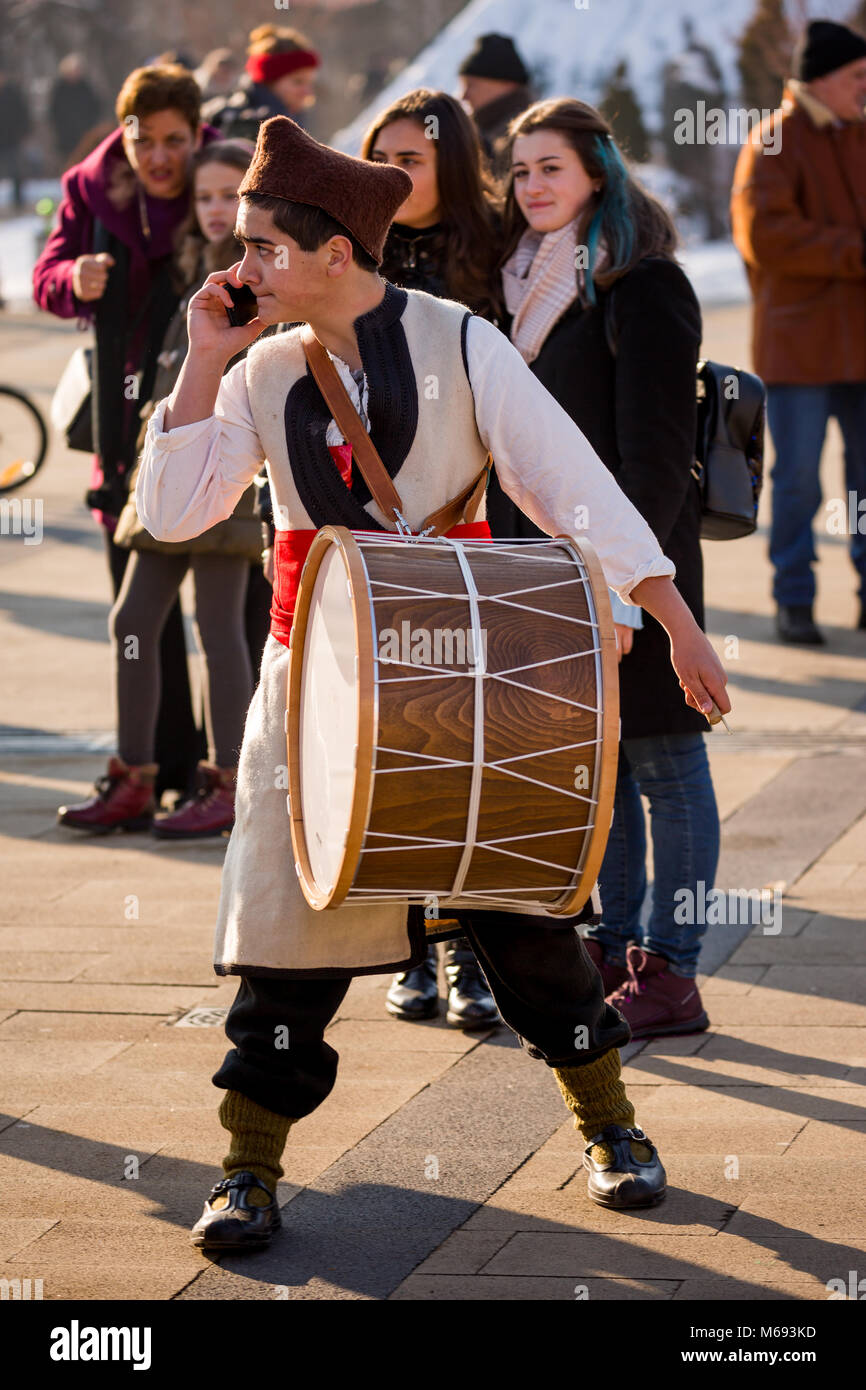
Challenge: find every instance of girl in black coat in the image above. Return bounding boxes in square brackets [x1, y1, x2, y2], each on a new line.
[362, 89, 504, 1029]
[493, 98, 720, 1039]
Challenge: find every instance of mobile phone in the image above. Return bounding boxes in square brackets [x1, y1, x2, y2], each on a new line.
[224, 282, 258, 327]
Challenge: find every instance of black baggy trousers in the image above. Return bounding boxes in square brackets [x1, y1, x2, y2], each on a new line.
[213, 912, 631, 1120]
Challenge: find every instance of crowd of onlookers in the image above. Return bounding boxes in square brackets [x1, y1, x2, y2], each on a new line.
[19, 17, 866, 1041]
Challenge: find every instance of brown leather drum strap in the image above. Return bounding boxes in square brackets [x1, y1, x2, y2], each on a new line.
[301, 324, 404, 525]
[419, 454, 491, 536]
[301, 323, 492, 537]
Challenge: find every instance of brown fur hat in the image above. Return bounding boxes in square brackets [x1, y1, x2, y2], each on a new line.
[238, 115, 412, 263]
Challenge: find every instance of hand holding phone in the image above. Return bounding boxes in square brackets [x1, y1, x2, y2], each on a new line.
[186, 265, 264, 357]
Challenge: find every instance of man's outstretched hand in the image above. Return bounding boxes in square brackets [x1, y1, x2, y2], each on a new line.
[629, 573, 731, 722]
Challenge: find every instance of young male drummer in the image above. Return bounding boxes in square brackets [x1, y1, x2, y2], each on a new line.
[137, 116, 729, 1249]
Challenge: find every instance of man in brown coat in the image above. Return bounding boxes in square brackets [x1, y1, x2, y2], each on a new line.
[731, 20, 866, 643]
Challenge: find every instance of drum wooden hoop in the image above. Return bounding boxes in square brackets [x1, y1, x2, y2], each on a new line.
[544, 534, 619, 916]
[287, 526, 376, 910]
[288, 528, 620, 916]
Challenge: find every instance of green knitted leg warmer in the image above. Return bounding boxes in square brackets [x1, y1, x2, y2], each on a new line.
[217, 1090, 295, 1203]
[553, 1048, 652, 1164]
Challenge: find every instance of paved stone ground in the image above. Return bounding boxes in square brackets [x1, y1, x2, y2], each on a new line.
[1, 304, 864, 1302]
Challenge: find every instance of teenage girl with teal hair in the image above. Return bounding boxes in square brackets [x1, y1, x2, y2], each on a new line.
[491, 97, 721, 1043]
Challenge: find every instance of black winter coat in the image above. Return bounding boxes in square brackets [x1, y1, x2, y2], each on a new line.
[487, 256, 706, 740]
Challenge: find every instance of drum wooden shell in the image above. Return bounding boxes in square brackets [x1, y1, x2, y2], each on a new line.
[287, 527, 618, 916]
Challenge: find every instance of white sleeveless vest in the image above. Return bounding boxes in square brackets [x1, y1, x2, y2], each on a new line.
[243, 286, 490, 532]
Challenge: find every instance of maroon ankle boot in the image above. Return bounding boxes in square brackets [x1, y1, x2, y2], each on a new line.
[152, 762, 236, 839]
[57, 756, 157, 833]
[608, 946, 710, 1040]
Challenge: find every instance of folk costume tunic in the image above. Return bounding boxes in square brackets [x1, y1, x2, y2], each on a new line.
[137, 284, 675, 979]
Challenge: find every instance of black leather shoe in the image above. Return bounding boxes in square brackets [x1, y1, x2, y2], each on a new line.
[583, 1125, 667, 1209]
[776, 604, 825, 645]
[386, 945, 439, 1020]
[191, 1171, 281, 1250]
[443, 939, 500, 1030]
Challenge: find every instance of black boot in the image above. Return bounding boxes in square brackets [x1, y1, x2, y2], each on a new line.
[443, 938, 500, 1030]
[776, 604, 825, 645]
[386, 944, 439, 1020]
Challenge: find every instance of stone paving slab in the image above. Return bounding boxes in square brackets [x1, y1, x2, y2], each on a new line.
[0, 951, 110, 982]
[626, 1028, 865, 1088]
[699, 988, 866, 1028]
[673, 1276, 830, 1300]
[786, 1120, 866, 1158]
[0, 1218, 59, 1260]
[0, 1011, 170, 1040]
[0, 1261, 207, 1302]
[460, 1188, 729, 1236]
[0, 1070, 216, 1111]
[0, 1039, 129, 1075]
[629, 1084, 866, 1123]
[470, 1232, 866, 1284]
[0, 925, 214, 953]
[390, 1274, 680, 1300]
[0, 981, 214, 1013]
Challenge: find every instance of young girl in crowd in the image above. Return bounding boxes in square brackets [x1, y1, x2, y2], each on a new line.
[59, 141, 266, 839]
[493, 98, 720, 1039]
[361, 89, 503, 1029]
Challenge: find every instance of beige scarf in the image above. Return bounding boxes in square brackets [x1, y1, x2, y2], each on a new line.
[503, 221, 608, 363]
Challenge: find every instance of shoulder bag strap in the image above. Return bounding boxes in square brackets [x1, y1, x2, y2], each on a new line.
[300, 324, 404, 526]
[301, 323, 491, 537]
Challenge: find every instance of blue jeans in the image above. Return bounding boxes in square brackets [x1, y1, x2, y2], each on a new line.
[767, 383, 866, 606]
[586, 734, 720, 979]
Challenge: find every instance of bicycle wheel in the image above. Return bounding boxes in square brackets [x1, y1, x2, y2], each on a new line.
[0, 385, 49, 495]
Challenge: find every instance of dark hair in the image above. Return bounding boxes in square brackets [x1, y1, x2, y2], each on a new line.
[500, 97, 678, 303]
[361, 88, 503, 319]
[242, 191, 379, 271]
[115, 64, 201, 130]
[174, 141, 256, 288]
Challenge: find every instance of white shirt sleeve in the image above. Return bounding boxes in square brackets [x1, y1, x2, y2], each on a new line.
[135, 359, 265, 543]
[465, 314, 676, 604]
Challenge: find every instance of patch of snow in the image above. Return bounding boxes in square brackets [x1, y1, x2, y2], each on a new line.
[680, 239, 749, 308]
[333, 0, 853, 151]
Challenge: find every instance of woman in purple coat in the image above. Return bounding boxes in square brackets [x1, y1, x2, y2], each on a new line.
[34, 64, 217, 811]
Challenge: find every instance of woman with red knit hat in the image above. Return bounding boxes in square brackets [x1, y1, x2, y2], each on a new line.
[203, 24, 320, 142]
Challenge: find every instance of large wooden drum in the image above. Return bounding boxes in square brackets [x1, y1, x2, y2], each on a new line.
[287, 527, 618, 916]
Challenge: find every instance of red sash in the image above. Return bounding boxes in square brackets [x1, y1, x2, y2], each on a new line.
[270, 520, 492, 648]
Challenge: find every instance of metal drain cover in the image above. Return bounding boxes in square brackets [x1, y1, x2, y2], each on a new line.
[174, 1006, 228, 1028]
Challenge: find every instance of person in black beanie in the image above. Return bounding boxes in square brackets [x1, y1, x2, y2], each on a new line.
[458, 33, 533, 180]
[732, 19, 866, 644]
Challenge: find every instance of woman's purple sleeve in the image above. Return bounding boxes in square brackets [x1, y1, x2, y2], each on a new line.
[32, 173, 93, 320]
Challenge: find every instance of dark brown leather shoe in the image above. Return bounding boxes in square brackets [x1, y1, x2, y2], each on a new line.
[191, 1171, 280, 1250]
[583, 1125, 666, 1209]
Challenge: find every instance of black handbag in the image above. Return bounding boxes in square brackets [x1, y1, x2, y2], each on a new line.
[694, 360, 766, 540]
[603, 283, 766, 540]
